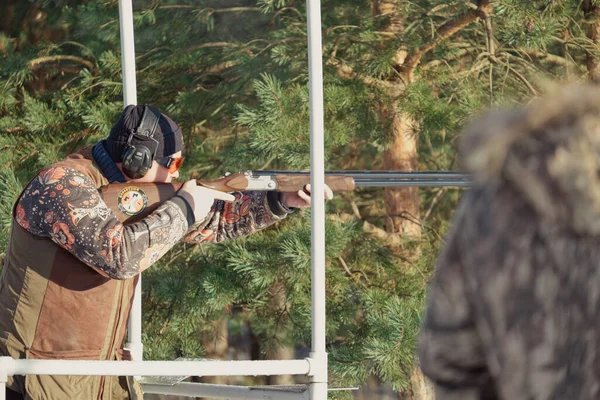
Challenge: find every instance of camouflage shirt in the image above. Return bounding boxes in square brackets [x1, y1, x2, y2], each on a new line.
[16, 165, 286, 280]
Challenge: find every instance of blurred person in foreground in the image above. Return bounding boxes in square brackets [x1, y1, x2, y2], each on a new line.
[419, 84, 600, 400]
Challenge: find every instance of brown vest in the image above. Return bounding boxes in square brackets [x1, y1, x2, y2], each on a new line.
[0, 149, 142, 399]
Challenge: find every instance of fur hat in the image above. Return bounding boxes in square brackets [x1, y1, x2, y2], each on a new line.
[460, 83, 600, 234]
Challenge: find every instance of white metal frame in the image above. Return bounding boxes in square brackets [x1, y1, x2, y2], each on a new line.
[119, 0, 144, 364]
[306, 0, 328, 396]
[0, 0, 329, 399]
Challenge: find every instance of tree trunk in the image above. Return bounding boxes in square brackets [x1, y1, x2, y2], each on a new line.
[379, 98, 433, 400]
[373, 0, 404, 34]
[0, 0, 16, 36]
[397, 368, 435, 400]
[381, 106, 421, 237]
[265, 346, 295, 386]
[584, 0, 600, 80]
[198, 317, 230, 399]
[372, 0, 430, 397]
[371, 0, 420, 238]
[265, 282, 295, 386]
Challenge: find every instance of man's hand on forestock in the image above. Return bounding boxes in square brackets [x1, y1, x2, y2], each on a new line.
[178, 179, 235, 222]
[279, 184, 334, 209]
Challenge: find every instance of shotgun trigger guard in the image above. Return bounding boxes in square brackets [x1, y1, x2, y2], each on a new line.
[244, 172, 278, 190]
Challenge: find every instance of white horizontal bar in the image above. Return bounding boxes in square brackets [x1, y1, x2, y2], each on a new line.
[143, 382, 309, 400]
[5, 358, 310, 377]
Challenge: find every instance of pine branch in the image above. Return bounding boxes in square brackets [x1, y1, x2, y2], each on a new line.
[171, 38, 299, 61]
[171, 42, 238, 57]
[339, 192, 362, 219]
[515, 50, 570, 66]
[401, 1, 491, 80]
[482, 4, 495, 57]
[28, 55, 96, 72]
[489, 55, 540, 96]
[329, 59, 404, 97]
[136, 47, 174, 61]
[420, 48, 478, 71]
[482, 2, 495, 102]
[331, 2, 489, 86]
[333, 213, 403, 247]
[206, 61, 241, 74]
[158, 5, 261, 14]
[422, 189, 447, 222]
[338, 256, 368, 288]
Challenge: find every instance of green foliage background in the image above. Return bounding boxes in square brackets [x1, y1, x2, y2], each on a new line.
[0, 0, 596, 397]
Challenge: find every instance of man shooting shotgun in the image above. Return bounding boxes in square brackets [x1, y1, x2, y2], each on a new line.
[100, 170, 471, 223]
[0, 105, 333, 400]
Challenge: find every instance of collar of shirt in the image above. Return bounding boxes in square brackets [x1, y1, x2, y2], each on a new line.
[92, 141, 127, 183]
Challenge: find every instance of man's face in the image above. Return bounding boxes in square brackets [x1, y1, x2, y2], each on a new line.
[129, 150, 183, 183]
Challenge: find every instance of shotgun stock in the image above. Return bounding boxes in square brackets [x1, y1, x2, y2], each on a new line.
[99, 170, 470, 223]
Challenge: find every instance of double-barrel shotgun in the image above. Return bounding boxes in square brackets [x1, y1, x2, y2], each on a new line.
[99, 170, 471, 223]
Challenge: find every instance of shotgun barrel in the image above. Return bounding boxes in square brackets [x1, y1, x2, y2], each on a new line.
[100, 170, 472, 223]
[256, 171, 472, 188]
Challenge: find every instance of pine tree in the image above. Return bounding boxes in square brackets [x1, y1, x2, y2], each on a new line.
[1, 1, 598, 398]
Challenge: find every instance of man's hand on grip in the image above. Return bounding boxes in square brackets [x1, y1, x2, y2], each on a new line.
[279, 184, 334, 209]
[178, 179, 235, 222]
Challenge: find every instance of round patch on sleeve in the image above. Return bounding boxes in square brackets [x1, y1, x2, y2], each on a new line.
[117, 186, 148, 217]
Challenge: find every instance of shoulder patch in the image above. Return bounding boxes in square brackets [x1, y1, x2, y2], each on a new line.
[117, 186, 149, 217]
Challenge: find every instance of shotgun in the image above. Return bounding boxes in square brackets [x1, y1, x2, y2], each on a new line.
[99, 170, 471, 223]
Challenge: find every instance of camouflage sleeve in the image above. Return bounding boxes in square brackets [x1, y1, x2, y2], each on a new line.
[181, 191, 286, 244]
[14, 166, 190, 280]
[418, 203, 495, 400]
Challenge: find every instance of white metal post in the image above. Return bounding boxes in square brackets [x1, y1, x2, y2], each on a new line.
[0, 357, 15, 400]
[306, 0, 328, 397]
[118, 0, 143, 362]
[119, 0, 138, 107]
[0, 363, 5, 400]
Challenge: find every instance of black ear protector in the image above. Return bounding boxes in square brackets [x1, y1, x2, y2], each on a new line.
[121, 105, 161, 179]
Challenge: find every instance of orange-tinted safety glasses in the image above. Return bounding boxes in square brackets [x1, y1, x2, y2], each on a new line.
[157, 156, 184, 174]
